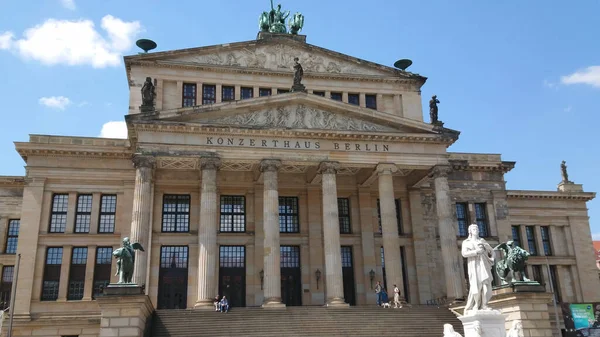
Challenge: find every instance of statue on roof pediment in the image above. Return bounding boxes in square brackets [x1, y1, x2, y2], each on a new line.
[199, 104, 400, 132]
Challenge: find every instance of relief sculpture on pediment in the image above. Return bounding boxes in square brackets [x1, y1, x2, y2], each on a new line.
[174, 45, 389, 76]
[202, 104, 398, 132]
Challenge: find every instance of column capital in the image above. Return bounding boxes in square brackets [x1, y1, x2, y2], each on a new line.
[260, 159, 281, 172]
[318, 161, 340, 175]
[429, 165, 452, 179]
[132, 154, 156, 169]
[200, 157, 221, 171]
[376, 163, 398, 175]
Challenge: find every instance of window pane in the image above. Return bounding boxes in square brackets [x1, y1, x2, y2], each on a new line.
[68, 247, 87, 300]
[348, 94, 359, 105]
[241, 87, 253, 99]
[75, 194, 92, 233]
[99, 195, 117, 233]
[183, 83, 197, 107]
[162, 195, 190, 232]
[330, 92, 342, 101]
[313, 91, 325, 97]
[511, 226, 522, 248]
[341, 246, 353, 268]
[222, 86, 235, 101]
[2, 266, 14, 283]
[338, 198, 351, 234]
[219, 246, 245, 268]
[5, 219, 19, 254]
[93, 247, 112, 299]
[526, 226, 537, 255]
[160, 246, 188, 269]
[456, 203, 468, 237]
[541, 226, 552, 256]
[42, 247, 63, 301]
[474, 203, 489, 237]
[280, 246, 300, 268]
[49, 194, 68, 233]
[365, 94, 377, 109]
[202, 84, 216, 104]
[279, 197, 299, 233]
[259, 88, 271, 97]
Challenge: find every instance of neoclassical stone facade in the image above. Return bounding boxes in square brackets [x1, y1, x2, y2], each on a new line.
[0, 33, 598, 336]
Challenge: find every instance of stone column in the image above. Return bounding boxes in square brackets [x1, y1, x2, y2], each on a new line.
[376, 164, 404, 296]
[319, 162, 347, 306]
[430, 165, 464, 300]
[261, 159, 284, 307]
[130, 155, 155, 286]
[195, 157, 221, 308]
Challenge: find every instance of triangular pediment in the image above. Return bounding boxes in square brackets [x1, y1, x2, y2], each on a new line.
[125, 38, 423, 79]
[148, 92, 441, 135]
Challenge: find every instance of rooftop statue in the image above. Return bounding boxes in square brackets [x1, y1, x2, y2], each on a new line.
[461, 224, 495, 314]
[113, 237, 145, 284]
[561, 160, 571, 183]
[494, 240, 531, 285]
[140, 76, 156, 112]
[259, 1, 296, 34]
[429, 95, 440, 124]
[291, 57, 305, 92]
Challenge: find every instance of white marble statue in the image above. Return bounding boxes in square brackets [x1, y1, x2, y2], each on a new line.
[506, 320, 523, 337]
[461, 224, 495, 314]
[443, 324, 463, 337]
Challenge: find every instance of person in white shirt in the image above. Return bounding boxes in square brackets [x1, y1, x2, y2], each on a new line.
[393, 284, 402, 308]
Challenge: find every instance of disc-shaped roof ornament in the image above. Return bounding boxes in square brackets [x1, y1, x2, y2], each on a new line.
[136, 39, 157, 53]
[393, 59, 413, 71]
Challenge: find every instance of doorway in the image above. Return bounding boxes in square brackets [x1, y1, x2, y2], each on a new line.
[157, 246, 188, 309]
[280, 246, 302, 306]
[219, 246, 246, 308]
[341, 246, 356, 305]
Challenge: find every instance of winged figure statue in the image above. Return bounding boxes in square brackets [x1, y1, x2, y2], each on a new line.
[113, 237, 145, 284]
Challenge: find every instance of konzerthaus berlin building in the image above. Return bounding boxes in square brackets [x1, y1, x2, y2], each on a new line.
[0, 30, 598, 335]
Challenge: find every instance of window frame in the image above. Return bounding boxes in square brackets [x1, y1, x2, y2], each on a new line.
[202, 84, 216, 104]
[348, 93, 360, 105]
[219, 195, 246, 233]
[526, 226, 538, 256]
[219, 245, 246, 268]
[330, 92, 343, 101]
[241, 87, 253, 100]
[338, 198, 351, 234]
[0, 266, 14, 310]
[98, 194, 117, 233]
[455, 203, 469, 237]
[161, 194, 191, 233]
[365, 94, 377, 109]
[93, 247, 113, 299]
[41, 247, 63, 301]
[74, 194, 93, 233]
[67, 247, 87, 301]
[5, 219, 19, 254]
[313, 91, 325, 97]
[279, 196, 299, 233]
[511, 225, 522, 248]
[474, 203, 490, 237]
[182, 83, 197, 107]
[49, 194, 69, 233]
[259, 88, 272, 97]
[222, 85, 235, 102]
[540, 226, 552, 256]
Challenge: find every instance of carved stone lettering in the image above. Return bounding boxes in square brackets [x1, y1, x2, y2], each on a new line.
[202, 104, 398, 132]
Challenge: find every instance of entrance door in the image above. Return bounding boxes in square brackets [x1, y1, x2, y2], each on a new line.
[280, 246, 302, 306]
[219, 246, 246, 308]
[157, 246, 188, 309]
[341, 246, 356, 305]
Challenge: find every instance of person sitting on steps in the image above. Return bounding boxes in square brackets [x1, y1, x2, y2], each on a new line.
[220, 296, 229, 313]
[213, 295, 221, 312]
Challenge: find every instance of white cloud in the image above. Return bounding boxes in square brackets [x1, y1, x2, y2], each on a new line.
[0, 15, 142, 68]
[39, 96, 71, 110]
[593, 232, 600, 241]
[561, 66, 600, 88]
[60, 0, 76, 10]
[99, 121, 127, 139]
[0, 32, 14, 50]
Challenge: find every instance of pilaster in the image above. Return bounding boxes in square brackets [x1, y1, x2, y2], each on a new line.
[89, 192, 101, 235]
[0, 217, 8, 253]
[130, 155, 155, 286]
[82, 245, 97, 301]
[57, 245, 73, 301]
[358, 187, 376, 304]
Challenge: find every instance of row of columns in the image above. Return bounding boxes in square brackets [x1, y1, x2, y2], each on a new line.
[128, 154, 463, 306]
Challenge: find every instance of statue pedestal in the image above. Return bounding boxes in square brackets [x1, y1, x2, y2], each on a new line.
[256, 31, 307, 42]
[139, 105, 155, 114]
[97, 284, 153, 337]
[557, 181, 583, 192]
[291, 84, 306, 92]
[489, 284, 554, 337]
[458, 310, 506, 337]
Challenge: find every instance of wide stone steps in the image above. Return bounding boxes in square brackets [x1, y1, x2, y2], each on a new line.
[151, 305, 463, 337]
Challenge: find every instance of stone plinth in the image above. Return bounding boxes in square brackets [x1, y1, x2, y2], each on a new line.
[557, 182, 584, 192]
[458, 311, 506, 337]
[256, 31, 307, 42]
[97, 285, 154, 337]
[490, 285, 554, 337]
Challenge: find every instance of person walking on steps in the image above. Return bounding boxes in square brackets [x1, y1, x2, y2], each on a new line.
[375, 281, 382, 306]
[393, 284, 402, 308]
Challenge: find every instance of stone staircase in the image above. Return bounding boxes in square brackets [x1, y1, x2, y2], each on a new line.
[151, 305, 463, 337]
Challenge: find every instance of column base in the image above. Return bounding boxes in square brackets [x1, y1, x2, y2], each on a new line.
[262, 297, 286, 309]
[194, 299, 216, 310]
[326, 297, 349, 307]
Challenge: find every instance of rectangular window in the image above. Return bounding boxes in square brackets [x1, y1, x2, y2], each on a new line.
[532, 265, 543, 285]
[365, 94, 377, 109]
[74, 194, 92, 233]
[5, 219, 19, 254]
[67, 247, 87, 300]
[277, 89, 289, 94]
[182, 83, 197, 107]
[0, 266, 14, 310]
[241, 87, 253, 99]
[162, 195, 190, 232]
[330, 92, 342, 101]
[202, 84, 216, 104]
[279, 197, 299, 233]
[338, 198, 351, 234]
[313, 91, 325, 97]
[348, 93, 359, 105]
[219, 246, 245, 268]
[222, 85, 235, 102]
[259, 88, 272, 97]
[93, 247, 112, 299]
[511, 226, 522, 248]
[341, 246, 352, 268]
[160, 246, 189, 269]
[541, 226, 552, 256]
[377, 199, 402, 235]
[49, 194, 68, 233]
[380, 247, 387, 290]
[219, 196, 246, 232]
[474, 203, 489, 237]
[42, 247, 63, 301]
[456, 203, 469, 237]
[280, 246, 300, 268]
[98, 195, 117, 233]
[549, 265, 561, 302]
[526, 226, 537, 255]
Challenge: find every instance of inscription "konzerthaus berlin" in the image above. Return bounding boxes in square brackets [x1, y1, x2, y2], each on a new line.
[204, 136, 390, 152]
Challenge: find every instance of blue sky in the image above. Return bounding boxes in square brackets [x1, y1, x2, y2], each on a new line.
[1, 1, 599, 238]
